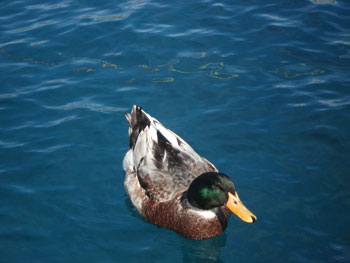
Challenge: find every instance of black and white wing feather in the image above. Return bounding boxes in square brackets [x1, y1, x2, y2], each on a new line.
[123, 106, 217, 202]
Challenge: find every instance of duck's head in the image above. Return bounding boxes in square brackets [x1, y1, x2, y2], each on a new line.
[187, 172, 257, 223]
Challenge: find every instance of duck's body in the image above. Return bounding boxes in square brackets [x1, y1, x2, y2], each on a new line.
[123, 105, 256, 239]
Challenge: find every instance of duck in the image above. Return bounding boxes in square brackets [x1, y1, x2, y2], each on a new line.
[123, 105, 257, 240]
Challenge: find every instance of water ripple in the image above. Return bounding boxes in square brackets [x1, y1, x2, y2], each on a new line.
[27, 3, 69, 10]
[79, 12, 131, 26]
[44, 101, 128, 113]
[168, 28, 214, 38]
[9, 20, 57, 34]
[318, 97, 350, 108]
[26, 143, 71, 153]
[0, 140, 25, 149]
[34, 115, 76, 128]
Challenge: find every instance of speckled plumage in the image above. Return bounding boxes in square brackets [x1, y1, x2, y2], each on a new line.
[123, 105, 231, 239]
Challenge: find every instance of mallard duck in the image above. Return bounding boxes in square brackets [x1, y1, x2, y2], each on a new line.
[123, 105, 257, 240]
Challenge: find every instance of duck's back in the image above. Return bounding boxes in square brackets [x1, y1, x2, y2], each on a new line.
[123, 105, 217, 203]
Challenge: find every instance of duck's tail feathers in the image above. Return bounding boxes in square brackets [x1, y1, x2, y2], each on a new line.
[125, 105, 151, 148]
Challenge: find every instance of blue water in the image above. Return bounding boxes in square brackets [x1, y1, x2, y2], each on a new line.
[1, 0, 349, 262]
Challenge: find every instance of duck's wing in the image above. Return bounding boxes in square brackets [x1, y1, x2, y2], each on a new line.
[123, 105, 217, 202]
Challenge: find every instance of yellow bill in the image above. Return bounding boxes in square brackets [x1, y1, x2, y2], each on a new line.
[225, 192, 257, 223]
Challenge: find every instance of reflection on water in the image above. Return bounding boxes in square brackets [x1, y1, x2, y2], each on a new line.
[181, 235, 227, 263]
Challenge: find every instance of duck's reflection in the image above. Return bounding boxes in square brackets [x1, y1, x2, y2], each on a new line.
[181, 233, 227, 263]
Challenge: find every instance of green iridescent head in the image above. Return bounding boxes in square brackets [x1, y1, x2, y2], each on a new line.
[187, 172, 235, 210]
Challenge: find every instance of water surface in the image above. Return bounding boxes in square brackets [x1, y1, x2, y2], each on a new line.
[1, 0, 349, 262]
